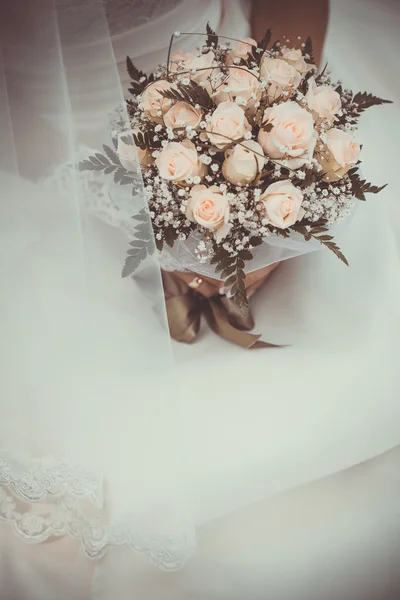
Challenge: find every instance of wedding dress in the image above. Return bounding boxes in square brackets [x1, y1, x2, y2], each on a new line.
[1, 1, 400, 599]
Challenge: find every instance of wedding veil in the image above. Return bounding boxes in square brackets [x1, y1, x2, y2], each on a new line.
[0, 0, 195, 582]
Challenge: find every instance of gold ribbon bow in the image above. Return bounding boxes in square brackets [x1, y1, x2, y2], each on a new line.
[162, 270, 280, 350]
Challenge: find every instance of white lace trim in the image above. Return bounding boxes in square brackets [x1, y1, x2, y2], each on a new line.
[0, 450, 195, 569]
[0, 451, 103, 506]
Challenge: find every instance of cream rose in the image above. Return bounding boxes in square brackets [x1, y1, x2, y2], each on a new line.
[117, 131, 153, 169]
[186, 184, 231, 241]
[306, 78, 342, 122]
[258, 101, 317, 169]
[169, 50, 195, 73]
[185, 51, 218, 93]
[260, 57, 301, 101]
[281, 47, 313, 76]
[222, 140, 265, 186]
[164, 102, 202, 130]
[212, 67, 261, 108]
[139, 80, 172, 121]
[207, 101, 251, 149]
[260, 180, 304, 229]
[227, 37, 257, 63]
[155, 139, 206, 183]
[320, 128, 361, 181]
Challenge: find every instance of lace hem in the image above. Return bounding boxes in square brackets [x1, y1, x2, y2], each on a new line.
[0, 450, 195, 570]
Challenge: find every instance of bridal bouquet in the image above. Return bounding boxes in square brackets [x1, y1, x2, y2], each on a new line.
[80, 25, 391, 346]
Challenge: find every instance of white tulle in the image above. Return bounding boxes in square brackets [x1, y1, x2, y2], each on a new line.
[0, 0, 195, 581]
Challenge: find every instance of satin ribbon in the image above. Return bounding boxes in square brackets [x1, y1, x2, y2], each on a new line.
[162, 270, 280, 350]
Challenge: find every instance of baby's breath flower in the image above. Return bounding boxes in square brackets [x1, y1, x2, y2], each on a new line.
[235, 96, 247, 106]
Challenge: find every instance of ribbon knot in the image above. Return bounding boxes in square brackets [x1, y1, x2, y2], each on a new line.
[162, 271, 280, 350]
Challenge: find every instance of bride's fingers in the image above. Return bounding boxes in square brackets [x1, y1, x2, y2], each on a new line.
[173, 272, 219, 298]
[173, 263, 280, 299]
[245, 263, 280, 297]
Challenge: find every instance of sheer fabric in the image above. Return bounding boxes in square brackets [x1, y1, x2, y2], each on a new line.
[0, 0, 195, 584]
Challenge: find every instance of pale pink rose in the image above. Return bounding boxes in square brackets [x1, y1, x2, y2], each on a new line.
[212, 67, 261, 108]
[260, 180, 304, 229]
[169, 50, 196, 73]
[306, 78, 342, 122]
[222, 140, 265, 186]
[258, 101, 317, 169]
[163, 102, 202, 130]
[227, 37, 257, 64]
[186, 184, 231, 241]
[280, 47, 314, 75]
[320, 128, 361, 181]
[207, 101, 251, 149]
[139, 80, 172, 121]
[117, 131, 153, 169]
[185, 51, 218, 94]
[155, 139, 206, 183]
[260, 57, 301, 101]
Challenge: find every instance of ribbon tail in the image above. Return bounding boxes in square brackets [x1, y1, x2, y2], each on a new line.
[165, 295, 201, 344]
[162, 271, 201, 344]
[206, 298, 282, 350]
[219, 295, 255, 331]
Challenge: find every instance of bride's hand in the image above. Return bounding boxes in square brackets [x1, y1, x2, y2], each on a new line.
[173, 263, 280, 299]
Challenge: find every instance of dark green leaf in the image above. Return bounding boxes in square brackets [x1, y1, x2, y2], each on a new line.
[315, 62, 328, 84]
[160, 80, 214, 110]
[79, 160, 99, 172]
[321, 241, 349, 266]
[206, 22, 218, 47]
[126, 56, 143, 82]
[224, 275, 237, 287]
[258, 28, 272, 52]
[210, 247, 231, 265]
[303, 36, 315, 64]
[348, 169, 387, 201]
[104, 165, 116, 175]
[103, 144, 121, 165]
[120, 134, 134, 146]
[239, 249, 253, 261]
[164, 227, 178, 248]
[262, 122, 273, 133]
[230, 282, 239, 296]
[113, 168, 126, 184]
[95, 153, 109, 165]
[155, 237, 164, 252]
[122, 254, 141, 278]
[353, 91, 393, 112]
[133, 209, 150, 223]
[249, 236, 263, 247]
[220, 264, 236, 278]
